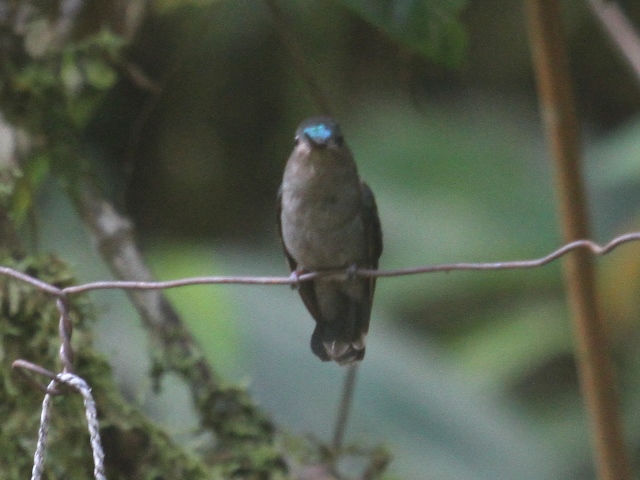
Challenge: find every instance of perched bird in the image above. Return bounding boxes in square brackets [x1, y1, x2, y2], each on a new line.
[277, 116, 383, 365]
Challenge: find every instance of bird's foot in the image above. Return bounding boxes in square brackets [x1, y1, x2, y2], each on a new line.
[289, 268, 306, 290]
[346, 263, 358, 280]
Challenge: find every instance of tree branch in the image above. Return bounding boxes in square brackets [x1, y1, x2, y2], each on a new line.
[69, 181, 276, 447]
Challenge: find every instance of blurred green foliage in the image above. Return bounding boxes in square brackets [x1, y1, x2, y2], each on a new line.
[146, 243, 242, 379]
[2, 25, 123, 182]
[342, 0, 468, 67]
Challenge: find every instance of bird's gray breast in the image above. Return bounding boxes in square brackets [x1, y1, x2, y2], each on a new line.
[280, 174, 367, 270]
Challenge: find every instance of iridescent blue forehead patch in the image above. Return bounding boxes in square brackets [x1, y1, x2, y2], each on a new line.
[303, 124, 333, 141]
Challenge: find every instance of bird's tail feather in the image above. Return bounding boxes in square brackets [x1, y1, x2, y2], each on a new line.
[310, 316, 367, 365]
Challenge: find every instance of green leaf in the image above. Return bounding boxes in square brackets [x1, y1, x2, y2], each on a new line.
[61, 52, 85, 95]
[86, 29, 127, 55]
[342, 0, 468, 67]
[9, 153, 50, 225]
[13, 64, 58, 93]
[83, 58, 118, 91]
[25, 152, 51, 187]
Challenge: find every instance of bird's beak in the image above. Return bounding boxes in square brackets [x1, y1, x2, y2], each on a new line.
[304, 133, 327, 148]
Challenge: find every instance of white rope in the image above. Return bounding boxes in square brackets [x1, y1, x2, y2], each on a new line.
[30, 380, 55, 480]
[30, 374, 106, 480]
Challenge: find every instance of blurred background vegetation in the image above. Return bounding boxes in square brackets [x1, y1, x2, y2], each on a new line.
[3, 0, 640, 479]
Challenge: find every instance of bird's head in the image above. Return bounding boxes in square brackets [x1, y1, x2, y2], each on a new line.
[294, 116, 345, 150]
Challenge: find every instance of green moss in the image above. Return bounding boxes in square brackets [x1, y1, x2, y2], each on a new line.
[0, 254, 214, 479]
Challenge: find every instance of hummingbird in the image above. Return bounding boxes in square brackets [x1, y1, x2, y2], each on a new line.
[277, 116, 383, 365]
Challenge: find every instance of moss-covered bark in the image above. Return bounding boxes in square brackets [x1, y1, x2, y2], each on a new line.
[0, 253, 291, 479]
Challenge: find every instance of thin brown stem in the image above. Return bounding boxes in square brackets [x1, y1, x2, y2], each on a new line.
[524, 1, 632, 479]
[332, 364, 358, 452]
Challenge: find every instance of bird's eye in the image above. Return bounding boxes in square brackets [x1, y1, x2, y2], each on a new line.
[333, 134, 344, 146]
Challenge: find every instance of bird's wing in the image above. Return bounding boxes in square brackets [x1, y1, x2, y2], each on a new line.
[276, 186, 297, 272]
[360, 181, 383, 307]
[361, 181, 383, 268]
[276, 186, 323, 323]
